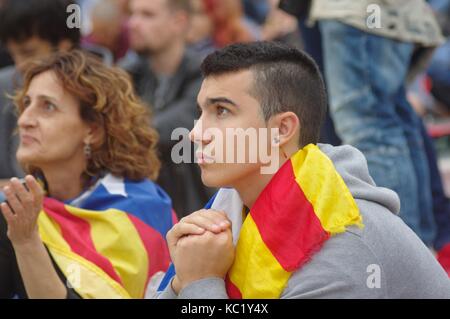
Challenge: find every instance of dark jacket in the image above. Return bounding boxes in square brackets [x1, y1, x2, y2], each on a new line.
[0, 213, 80, 299]
[120, 51, 213, 217]
[0, 65, 24, 179]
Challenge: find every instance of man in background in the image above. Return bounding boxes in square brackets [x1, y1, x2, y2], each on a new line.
[121, 0, 212, 217]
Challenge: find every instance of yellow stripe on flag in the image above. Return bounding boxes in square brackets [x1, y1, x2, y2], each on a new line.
[228, 215, 291, 298]
[291, 144, 363, 234]
[38, 212, 131, 299]
[65, 206, 149, 298]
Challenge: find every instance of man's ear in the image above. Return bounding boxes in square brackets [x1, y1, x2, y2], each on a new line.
[269, 112, 300, 147]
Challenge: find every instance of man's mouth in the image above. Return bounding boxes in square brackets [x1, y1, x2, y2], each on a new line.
[196, 151, 215, 164]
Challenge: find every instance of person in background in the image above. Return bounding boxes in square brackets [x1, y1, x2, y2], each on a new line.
[121, 0, 213, 218]
[0, 44, 13, 70]
[203, 0, 260, 48]
[308, 0, 444, 248]
[82, 0, 130, 62]
[186, 0, 216, 59]
[261, 0, 301, 48]
[0, 50, 175, 299]
[0, 0, 81, 182]
[242, 0, 270, 25]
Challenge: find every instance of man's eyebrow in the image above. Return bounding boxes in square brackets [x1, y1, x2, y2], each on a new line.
[205, 97, 238, 108]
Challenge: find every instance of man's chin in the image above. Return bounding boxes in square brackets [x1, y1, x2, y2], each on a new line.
[129, 44, 153, 56]
[200, 170, 226, 189]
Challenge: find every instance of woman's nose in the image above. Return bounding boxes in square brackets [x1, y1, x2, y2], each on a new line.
[18, 106, 37, 128]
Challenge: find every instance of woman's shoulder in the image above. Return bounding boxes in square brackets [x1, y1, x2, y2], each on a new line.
[91, 174, 173, 215]
[113, 176, 171, 205]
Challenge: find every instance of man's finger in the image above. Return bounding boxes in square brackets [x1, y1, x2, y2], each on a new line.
[181, 214, 226, 233]
[167, 222, 205, 246]
[202, 210, 231, 227]
[183, 209, 231, 232]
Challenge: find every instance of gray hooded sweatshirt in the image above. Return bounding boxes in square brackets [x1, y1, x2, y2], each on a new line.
[159, 144, 450, 299]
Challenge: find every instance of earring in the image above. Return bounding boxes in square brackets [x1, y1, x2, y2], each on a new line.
[273, 136, 280, 145]
[274, 136, 288, 159]
[84, 143, 92, 159]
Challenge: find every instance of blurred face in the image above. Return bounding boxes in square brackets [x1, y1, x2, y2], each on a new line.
[210, 0, 241, 22]
[190, 70, 277, 188]
[128, 0, 183, 54]
[91, 18, 122, 49]
[7, 36, 54, 73]
[186, 0, 213, 44]
[16, 71, 91, 172]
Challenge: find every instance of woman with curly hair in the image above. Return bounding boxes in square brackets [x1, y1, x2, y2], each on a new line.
[0, 50, 176, 299]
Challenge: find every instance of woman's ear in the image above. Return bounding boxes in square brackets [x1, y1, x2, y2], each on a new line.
[84, 123, 104, 147]
[270, 112, 300, 147]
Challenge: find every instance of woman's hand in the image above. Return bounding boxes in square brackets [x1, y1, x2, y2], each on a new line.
[0, 175, 44, 246]
[1, 176, 67, 298]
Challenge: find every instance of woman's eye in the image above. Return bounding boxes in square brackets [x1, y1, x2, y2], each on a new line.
[44, 102, 56, 112]
[216, 106, 229, 117]
[22, 98, 31, 108]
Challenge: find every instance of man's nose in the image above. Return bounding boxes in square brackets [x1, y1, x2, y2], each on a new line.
[189, 119, 202, 144]
[189, 119, 213, 145]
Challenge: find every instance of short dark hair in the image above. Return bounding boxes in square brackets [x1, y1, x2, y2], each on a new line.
[201, 41, 327, 147]
[0, 0, 80, 46]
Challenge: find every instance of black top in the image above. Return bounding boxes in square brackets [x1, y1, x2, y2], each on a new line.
[0, 213, 81, 299]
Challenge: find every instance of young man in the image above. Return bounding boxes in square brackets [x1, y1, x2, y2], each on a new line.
[158, 41, 450, 298]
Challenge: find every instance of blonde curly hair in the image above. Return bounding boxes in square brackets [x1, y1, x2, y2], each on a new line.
[13, 50, 161, 181]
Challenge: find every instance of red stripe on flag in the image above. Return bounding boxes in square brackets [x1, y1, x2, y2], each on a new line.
[126, 214, 171, 289]
[225, 275, 242, 299]
[250, 160, 330, 272]
[43, 198, 123, 285]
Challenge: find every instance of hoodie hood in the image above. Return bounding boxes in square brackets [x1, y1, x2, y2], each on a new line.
[318, 143, 401, 215]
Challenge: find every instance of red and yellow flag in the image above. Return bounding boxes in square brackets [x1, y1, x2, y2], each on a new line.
[37, 175, 175, 298]
[225, 144, 363, 298]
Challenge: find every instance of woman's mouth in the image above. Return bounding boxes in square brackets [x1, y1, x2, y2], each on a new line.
[20, 134, 38, 145]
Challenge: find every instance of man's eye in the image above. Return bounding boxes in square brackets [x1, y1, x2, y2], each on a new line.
[216, 106, 229, 117]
